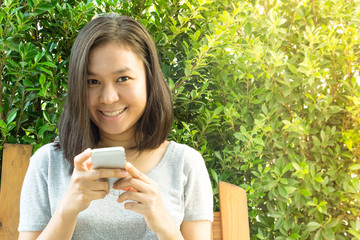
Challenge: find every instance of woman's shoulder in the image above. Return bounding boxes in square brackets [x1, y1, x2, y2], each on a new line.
[30, 142, 65, 167]
[167, 141, 204, 167]
[169, 141, 201, 156]
[32, 142, 62, 156]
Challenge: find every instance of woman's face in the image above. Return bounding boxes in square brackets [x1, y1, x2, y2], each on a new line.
[86, 42, 147, 142]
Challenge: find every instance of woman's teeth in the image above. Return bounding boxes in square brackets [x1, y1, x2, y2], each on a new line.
[101, 108, 126, 117]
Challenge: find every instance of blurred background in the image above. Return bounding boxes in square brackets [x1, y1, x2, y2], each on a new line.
[0, 0, 359, 239]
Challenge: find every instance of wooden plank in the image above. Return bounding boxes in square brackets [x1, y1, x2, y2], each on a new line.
[219, 181, 250, 240]
[0, 144, 33, 240]
[211, 212, 222, 240]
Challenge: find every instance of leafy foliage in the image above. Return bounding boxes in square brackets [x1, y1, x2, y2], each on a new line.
[0, 0, 359, 239]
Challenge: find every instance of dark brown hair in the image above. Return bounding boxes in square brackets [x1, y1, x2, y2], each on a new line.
[57, 14, 173, 173]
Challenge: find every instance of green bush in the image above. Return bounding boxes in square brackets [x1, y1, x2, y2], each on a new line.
[1, 0, 359, 239]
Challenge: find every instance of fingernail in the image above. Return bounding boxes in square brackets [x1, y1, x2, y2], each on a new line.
[85, 148, 91, 156]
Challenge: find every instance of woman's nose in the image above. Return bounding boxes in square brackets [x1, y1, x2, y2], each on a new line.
[99, 84, 120, 104]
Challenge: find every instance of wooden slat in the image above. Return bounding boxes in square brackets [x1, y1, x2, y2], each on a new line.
[212, 212, 222, 240]
[219, 181, 250, 240]
[0, 144, 33, 240]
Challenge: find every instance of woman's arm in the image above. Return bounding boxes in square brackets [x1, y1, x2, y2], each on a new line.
[19, 149, 127, 240]
[19, 204, 78, 240]
[18, 231, 41, 240]
[180, 221, 211, 240]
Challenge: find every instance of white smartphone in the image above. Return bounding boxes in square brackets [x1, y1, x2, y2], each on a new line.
[91, 147, 126, 186]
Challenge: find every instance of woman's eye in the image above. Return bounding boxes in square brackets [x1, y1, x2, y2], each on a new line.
[117, 76, 130, 82]
[87, 79, 100, 85]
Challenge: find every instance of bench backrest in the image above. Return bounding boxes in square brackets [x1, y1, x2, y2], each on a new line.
[0, 144, 250, 240]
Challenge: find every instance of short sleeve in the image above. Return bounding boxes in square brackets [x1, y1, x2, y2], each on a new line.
[183, 150, 213, 222]
[18, 146, 52, 231]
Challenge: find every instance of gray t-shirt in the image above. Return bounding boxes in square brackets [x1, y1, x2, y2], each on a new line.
[18, 141, 213, 239]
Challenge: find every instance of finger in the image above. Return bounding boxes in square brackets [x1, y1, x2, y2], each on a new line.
[74, 148, 92, 171]
[89, 168, 127, 181]
[92, 179, 110, 193]
[124, 202, 140, 212]
[89, 190, 108, 200]
[122, 187, 138, 192]
[113, 176, 138, 192]
[117, 191, 144, 203]
[125, 162, 151, 183]
[113, 177, 148, 192]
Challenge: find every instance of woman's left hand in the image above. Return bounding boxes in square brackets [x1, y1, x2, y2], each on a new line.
[113, 162, 180, 239]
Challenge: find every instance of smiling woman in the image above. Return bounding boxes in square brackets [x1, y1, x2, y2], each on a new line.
[17, 14, 213, 240]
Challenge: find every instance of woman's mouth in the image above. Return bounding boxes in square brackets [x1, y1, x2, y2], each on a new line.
[100, 108, 127, 117]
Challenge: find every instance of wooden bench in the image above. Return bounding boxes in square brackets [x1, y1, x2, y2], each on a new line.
[0, 144, 250, 240]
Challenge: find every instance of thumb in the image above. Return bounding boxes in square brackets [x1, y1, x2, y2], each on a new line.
[84, 158, 93, 171]
[74, 148, 92, 171]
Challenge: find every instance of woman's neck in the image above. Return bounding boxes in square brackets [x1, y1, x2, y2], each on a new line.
[96, 131, 137, 150]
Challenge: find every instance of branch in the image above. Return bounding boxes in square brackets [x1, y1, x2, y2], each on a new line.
[0, 52, 5, 120]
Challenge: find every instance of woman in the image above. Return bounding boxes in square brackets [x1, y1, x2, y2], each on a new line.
[18, 14, 213, 240]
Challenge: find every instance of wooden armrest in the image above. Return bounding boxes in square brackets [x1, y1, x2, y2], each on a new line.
[0, 144, 33, 240]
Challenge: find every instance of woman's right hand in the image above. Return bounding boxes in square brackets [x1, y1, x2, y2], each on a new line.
[59, 148, 127, 218]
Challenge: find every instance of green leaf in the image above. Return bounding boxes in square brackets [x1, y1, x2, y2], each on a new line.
[21, 135, 36, 144]
[307, 222, 321, 231]
[18, 41, 25, 54]
[234, 132, 246, 141]
[285, 186, 297, 194]
[280, 178, 288, 185]
[39, 62, 56, 68]
[323, 228, 335, 239]
[240, 126, 246, 134]
[214, 151, 222, 160]
[289, 233, 300, 239]
[198, 0, 206, 5]
[301, 189, 312, 196]
[38, 124, 48, 137]
[23, 79, 34, 87]
[349, 164, 360, 171]
[27, 0, 34, 8]
[214, 106, 223, 115]
[282, 163, 293, 175]
[315, 177, 323, 182]
[261, 104, 268, 115]
[37, 4, 55, 11]
[210, 168, 218, 183]
[287, 63, 298, 75]
[295, 7, 305, 18]
[7, 110, 17, 125]
[43, 111, 50, 123]
[7, 122, 16, 131]
[244, 22, 252, 35]
[0, 119, 7, 129]
[39, 74, 46, 85]
[253, 137, 264, 146]
[278, 185, 288, 198]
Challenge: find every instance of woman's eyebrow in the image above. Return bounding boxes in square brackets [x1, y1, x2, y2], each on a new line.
[87, 67, 132, 76]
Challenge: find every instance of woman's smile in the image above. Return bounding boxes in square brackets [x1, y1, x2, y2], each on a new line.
[99, 107, 127, 118]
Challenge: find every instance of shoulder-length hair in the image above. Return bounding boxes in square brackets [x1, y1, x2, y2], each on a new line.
[57, 14, 173, 173]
